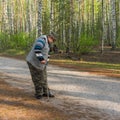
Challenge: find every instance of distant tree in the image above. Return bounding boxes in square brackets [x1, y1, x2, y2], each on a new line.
[111, 0, 117, 50]
[38, 0, 42, 36]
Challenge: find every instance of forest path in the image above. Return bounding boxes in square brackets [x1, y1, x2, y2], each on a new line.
[0, 56, 120, 120]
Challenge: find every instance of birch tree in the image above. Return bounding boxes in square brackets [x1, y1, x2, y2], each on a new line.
[91, 0, 94, 35]
[111, 0, 116, 50]
[0, 0, 120, 53]
[37, 0, 42, 36]
[101, 0, 105, 53]
[50, 0, 54, 32]
[1, 0, 8, 33]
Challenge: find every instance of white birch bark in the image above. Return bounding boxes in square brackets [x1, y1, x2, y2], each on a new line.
[91, 0, 94, 35]
[110, 0, 116, 50]
[101, 0, 105, 53]
[107, 0, 112, 45]
[26, 0, 32, 33]
[50, 0, 54, 33]
[37, 0, 42, 36]
[2, 0, 8, 32]
[78, 0, 82, 38]
[68, 0, 74, 53]
[8, 0, 14, 34]
[62, 2, 66, 46]
[118, 0, 120, 27]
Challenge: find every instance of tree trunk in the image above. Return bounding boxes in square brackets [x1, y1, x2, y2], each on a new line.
[111, 0, 116, 50]
[91, 0, 94, 36]
[101, 0, 105, 53]
[37, 0, 42, 36]
[50, 0, 54, 33]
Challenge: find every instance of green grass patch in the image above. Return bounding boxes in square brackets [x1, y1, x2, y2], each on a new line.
[0, 49, 26, 59]
[0, 49, 25, 57]
[50, 59, 120, 71]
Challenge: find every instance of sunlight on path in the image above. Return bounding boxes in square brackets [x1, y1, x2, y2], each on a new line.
[0, 56, 120, 119]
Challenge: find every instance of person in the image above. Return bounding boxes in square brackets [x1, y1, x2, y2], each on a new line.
[53, 44, 58, 53]
[26, 32, 56, 99]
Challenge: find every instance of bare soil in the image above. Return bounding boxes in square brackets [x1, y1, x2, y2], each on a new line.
[0, 73, 72, 120]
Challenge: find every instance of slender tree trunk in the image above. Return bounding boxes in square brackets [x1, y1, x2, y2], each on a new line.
[2, 0, 8, 33]
[67, 0, 74, 53]
[91, 0, 94, 36]
[101, 0, 105, 53]
[81, 0, 85, 33]
[111, 0, 116, 50]
[10, 1, 14, 34]
[61, 0, 65, 47]
[26, 0, 32, 33]
[107, 0, 112, 46]
[119, 0, 120, 26]
[78, 0, 82, 37]
[38, 0, 42, 36]
[50, 0, 54, 33]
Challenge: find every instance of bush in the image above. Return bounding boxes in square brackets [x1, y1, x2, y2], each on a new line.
[0, 33, 10, 51]
[0, 32, 36, 53]
[74, 35, 99, 55]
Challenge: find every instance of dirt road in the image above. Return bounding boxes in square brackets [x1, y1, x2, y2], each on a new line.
[0, 56, 120, 120]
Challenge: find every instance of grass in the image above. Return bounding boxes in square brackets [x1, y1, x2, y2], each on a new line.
[50, 59, 120, 78]
[0, 49, 25, 56]
[50, 59, 120, 70]
[0, 49, 26, 60]
[51, 59, 120, 70]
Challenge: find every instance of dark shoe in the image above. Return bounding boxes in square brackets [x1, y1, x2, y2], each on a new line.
[35, 95, 43, 99]
[43, 92, 55, 97]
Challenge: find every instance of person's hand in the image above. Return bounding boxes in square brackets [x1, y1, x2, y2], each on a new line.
[40, 60, 46, 64]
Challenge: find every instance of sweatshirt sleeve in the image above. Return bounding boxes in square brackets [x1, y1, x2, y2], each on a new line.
[34, 38, 45, 61]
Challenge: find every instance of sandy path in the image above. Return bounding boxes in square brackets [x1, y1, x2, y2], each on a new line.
[0, 56, 120, 120]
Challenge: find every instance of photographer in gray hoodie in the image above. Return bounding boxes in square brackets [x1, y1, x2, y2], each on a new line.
[26, 32, 56, 99]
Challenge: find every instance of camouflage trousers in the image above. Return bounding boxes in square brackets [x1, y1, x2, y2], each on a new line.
[27, 62, 49, 96]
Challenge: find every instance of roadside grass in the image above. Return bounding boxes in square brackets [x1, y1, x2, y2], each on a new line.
[0, 49, 25, 56]
[0, 49, 120, 75]
[50, 59, 120, 71]
[0, 49, 26, 59]
[50, 59, 120, 78]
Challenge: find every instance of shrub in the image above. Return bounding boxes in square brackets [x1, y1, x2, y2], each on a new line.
[75, 35, 99, 55]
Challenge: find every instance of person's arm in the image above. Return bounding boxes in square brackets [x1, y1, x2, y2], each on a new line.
[34, 38, 45, 63]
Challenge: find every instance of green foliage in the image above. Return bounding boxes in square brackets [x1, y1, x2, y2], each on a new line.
[0, 31, 36, 53]
[116, 28, 120, 47]
[75, 35, 99, 55]
[0, 0, 120, 55]
[116, 37, 120, 47]
[0, 33, 10, 50]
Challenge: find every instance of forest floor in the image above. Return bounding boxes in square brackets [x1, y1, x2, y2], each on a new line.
[0, 50, 120, 120]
